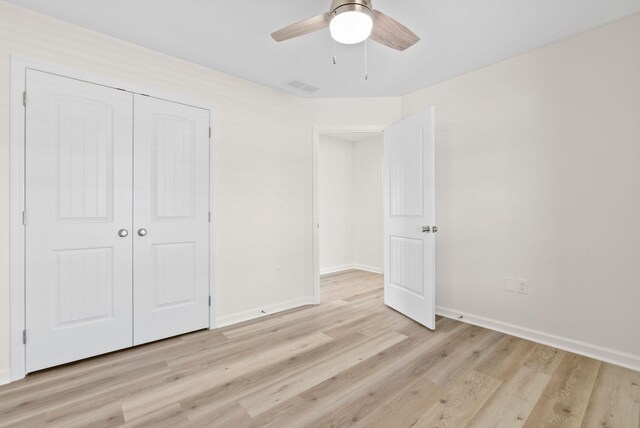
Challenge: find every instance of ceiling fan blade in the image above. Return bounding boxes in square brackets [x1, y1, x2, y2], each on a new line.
[370, 10, 420, 51]
[271, 13, 332, 42]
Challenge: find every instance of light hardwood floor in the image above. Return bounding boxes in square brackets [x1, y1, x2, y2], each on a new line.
[1, 269, 638, 427]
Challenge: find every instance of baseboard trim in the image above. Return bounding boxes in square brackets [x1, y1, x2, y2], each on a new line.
[0, 369, 9, 386]
[216, 296, 315, 328]
[320, 264, 383, 275]
[437, 306, 640, 372]
[353, 264, 383, 274]
[319, 264, 356, 275]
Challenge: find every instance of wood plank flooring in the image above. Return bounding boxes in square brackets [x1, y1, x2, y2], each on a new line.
[0, 269, 638, 427]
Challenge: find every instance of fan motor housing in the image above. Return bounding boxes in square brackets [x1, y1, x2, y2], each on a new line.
[330, 0, 373, 14]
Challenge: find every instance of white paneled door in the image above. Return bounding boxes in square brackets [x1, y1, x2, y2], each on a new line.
[24, 71, 211, 372]
[132, 95, 210, 345]
[383, 109, 436, 329]
[25, 70, 134, 372]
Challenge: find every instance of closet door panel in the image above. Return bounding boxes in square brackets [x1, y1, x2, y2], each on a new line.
[133, 95, 210, 345]
[25, 70, 134, 372]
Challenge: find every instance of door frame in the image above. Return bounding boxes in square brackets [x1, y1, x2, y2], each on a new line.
[311, 125, 386, 304]
[8, 55, 217, 383]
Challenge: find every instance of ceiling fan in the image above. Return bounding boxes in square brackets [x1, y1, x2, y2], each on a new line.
[271, 0, 420, 51]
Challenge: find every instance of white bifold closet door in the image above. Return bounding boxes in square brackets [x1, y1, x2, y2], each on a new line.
[132, 95, 210, 345]
[24, 70, 210, 372]
[25, 70, 134, 372]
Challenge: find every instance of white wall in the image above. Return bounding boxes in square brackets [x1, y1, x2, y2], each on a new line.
[352, 136, 383, 272]
[402, 13, 640, 368]
[319, 134, 383, 274]
[0, 1, 402, 380]
[319, 136, 354, 272]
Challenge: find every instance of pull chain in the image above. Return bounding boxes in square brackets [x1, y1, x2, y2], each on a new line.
[332, 12, 337, 65]
[333, 38, 337, 65]
[364, 39, 368, 80]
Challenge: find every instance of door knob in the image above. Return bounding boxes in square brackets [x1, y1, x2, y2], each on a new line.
[432, 226, 438, 233]
[422, 226, 431, 233]
[137, 228, 148, 237]
[118, 229, 129, 238]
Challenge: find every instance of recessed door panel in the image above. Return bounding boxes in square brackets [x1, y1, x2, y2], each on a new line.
[152, 116, 196, 219]
[153, 242, 196, 308]
[25, 70, 133, 372]
[389, 236, 424, 296]
[56, 97, 114, 221]
[133, 95, 210, 345]
[54, 247, 114, 326]
[389, 130, 423, 217]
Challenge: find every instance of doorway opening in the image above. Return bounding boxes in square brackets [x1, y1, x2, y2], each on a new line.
[316, 131, 384, 303]
[311, 110, 436, 328]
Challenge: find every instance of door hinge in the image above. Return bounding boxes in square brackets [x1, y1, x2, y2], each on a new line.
[22, 330, 27, 344]
[22, 91, 27, 107]
[209, 127, 212, 139]
[208, 296, 212, 307]
[22, 210, 26, 226]
[208, 211, 211, 222]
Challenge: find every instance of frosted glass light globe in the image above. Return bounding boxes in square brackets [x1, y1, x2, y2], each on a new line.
[330, 10, 373, 44]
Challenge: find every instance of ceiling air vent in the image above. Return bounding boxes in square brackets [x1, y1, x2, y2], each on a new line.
[284, 78, 320, 95]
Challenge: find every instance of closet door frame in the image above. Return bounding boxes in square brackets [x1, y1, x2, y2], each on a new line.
[8, 55, 217, 384]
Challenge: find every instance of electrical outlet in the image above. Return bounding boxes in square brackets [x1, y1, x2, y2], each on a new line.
[505, 277, 516, 292]
[517, 279, 528, 294]
[275, 266, 281, 279]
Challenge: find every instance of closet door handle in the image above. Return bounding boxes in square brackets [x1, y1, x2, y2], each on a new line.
[118, 229, 129, 238]
[137, 228, 148, 237]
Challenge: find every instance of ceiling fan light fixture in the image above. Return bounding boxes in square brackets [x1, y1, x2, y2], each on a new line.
[330, 5, 373, 45]
[271, 0, 419, 51]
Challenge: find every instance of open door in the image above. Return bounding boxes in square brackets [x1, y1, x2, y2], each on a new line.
[383, 109, 436, 329]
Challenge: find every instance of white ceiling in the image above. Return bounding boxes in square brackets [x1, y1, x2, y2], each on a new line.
[7, 0, 640, 98]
